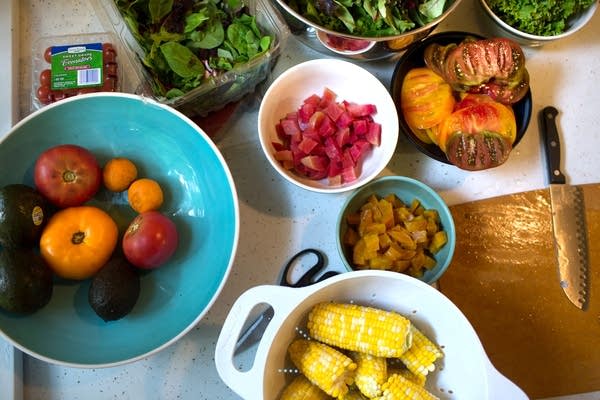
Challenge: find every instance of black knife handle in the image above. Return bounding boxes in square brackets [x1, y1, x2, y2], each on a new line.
[539, 106, 566, 185]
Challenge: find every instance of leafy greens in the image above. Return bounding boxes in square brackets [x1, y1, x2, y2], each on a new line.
[486, 0, 595, 36]
[286, 0, 447, 37]
[114, 0, 273, 98]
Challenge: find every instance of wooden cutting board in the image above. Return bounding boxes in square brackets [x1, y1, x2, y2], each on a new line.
[439, 183, 600, 399]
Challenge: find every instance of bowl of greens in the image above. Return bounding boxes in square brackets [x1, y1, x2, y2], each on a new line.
[93, 0, 289, 117]
[478, 0, 597, 46]
[272, 0, 463, 60]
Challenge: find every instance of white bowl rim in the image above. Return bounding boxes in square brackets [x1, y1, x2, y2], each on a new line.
[258, 58, 399, 194]
[479, 0, 598, 41]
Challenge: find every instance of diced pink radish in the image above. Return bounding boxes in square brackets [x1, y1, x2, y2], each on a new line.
[346, 102, 377, 117]
[298, 136, 319, 155]
[352, 119, 368, 136]
[366, 122, 382, 146]
[336, 111, 354, 129]
[301, 155, 329, 172]
[272, 88, 381, 184]
[274, 149, 293, 161]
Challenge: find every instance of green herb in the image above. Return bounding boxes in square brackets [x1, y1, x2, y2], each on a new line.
[114, 0, 273, 98]
[287, 0, 447, 36]
[486, 0, 595, 36]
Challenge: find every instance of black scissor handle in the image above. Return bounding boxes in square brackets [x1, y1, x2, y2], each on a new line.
[281, 248, 337, 287]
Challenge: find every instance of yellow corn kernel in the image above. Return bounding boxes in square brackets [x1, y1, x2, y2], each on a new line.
[339, 386, 369, 400]
[307, 302, 413, 358]
[351, 352, 387, 398]
[379, 373, 439, 399]
[287, 339, 356, 398]
[399, 325, 443, 378]
[279, 375, 332, 400]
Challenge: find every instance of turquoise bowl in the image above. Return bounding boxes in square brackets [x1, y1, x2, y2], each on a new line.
[336, 176, 455, 284]
[0, 93, 239, 367]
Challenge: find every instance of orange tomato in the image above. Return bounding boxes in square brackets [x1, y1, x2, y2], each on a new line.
[39, 206, 118, 280]
[127, 178, 164, 213]
[103, 157, 138, 192]
[400, 67, 456, 144]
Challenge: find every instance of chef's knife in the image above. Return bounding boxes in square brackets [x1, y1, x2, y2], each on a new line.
[539, 106, 589, 310]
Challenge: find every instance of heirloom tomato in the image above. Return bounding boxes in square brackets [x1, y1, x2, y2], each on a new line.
[34, 144, 102, 208]
[122, 211, 178, 269]
[39, 206, 118, 280]
[437, 94, 517, 171]
[400, 67, 456, 144]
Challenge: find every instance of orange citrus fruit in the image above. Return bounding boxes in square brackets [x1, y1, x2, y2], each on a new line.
[127, 178, 164, 213]
[103, 157, 138, 192]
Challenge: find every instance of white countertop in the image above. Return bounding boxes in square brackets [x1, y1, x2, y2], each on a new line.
[2, 0, 600, 399]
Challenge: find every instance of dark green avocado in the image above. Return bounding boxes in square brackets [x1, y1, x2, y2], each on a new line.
[88, 257, 140, 322]
[0, 247, 54, 314]
[0, 184, 52, 248]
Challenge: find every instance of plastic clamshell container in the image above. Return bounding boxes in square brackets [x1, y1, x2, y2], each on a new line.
[92, 0, 290, 117]
[31, 32, 125, 113]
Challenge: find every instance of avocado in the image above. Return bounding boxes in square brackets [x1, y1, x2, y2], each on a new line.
[0, 184, 52, 248]
[88, 257, 140, 322]
[0, 247, 54, 314]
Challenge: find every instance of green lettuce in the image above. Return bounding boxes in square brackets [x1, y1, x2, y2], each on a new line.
[486, 0, 595, 36]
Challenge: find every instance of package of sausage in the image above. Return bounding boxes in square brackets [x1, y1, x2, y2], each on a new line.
[31, 32, 123, 111]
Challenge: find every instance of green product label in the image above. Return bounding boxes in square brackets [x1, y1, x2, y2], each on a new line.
[50, 42, 104, 90]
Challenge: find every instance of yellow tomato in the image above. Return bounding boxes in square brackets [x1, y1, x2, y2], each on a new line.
[400, 67, 456, 144]
[39, 206, 118, 280]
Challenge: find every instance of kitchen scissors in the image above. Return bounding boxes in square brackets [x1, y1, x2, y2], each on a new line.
[234, 248, 339, 354]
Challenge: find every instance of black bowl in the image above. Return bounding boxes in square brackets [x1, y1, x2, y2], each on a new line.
[390, 31, 532, 165]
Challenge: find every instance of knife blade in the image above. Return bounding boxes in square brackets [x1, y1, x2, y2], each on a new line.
[539, 106, 589, 310]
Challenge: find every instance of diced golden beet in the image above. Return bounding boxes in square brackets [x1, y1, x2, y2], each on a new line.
[358, 208, 374, 236]
[410, 251, 426, 270]
[368, 255, 394, 269]
[346, 212, 361, 226]
[425, 218, 439, 236]
[393, 259, 411, 272]
[377, 198, 395, 228]
[394, 207, 412, 223]
[363, 233, 380, 253]
[388, 226, 416, 250]
[423, 209, 439, 223]
[364, 223, 387, 235]
[410, 230, 428, 244]
[423, 255, 437, 270]
[344, 227, 360, 246]
[378, 232, 392, 250]
[428, 231, 448, 254]
[409, 198, 421, 213]
[405, 216, 428, 233]
[353, 239, 367, 266]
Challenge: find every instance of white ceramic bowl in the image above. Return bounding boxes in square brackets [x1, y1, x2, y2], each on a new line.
[478, 0, 598, 46]
[258, 59, 399, 193]
[215, 270, 528, 399]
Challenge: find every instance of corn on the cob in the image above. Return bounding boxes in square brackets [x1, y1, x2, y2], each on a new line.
[288, 338, 356, 398]
[387, 365, 427, 387]
[307, 302, 413, 358]
[279, 375, 332, 400]
[339, 386, 369, 400]
[378, 373, 439, 400]
[351, 352, 387, 398]
[399, 325, 443, 377]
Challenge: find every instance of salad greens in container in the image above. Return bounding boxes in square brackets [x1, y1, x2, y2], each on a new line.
[94, 0, 289, 117]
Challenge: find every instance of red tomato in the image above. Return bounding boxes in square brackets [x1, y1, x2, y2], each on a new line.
[33, 144, 102, 208]
[122, 211, 179, 269]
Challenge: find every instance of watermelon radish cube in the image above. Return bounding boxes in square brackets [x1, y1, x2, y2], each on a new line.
[366, 122, 382, 146]
[346, 102, 377, 117]
[324, 102, 345, 122]
[336, 111, 354, 128]
[336, 127, 351, 148]
[303, 93, 321, 106]
[341, 165, 358, 183]
[352, 119, 368, 136]
[274, 149, 293, 161]
[281, 118, 301, 136]
[301, 155, 329, 172]
[318, 117, 336, 137]
[298, 136, 319, 155]
[298, 103, 317, 124]
[349, 140, 371, 163]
